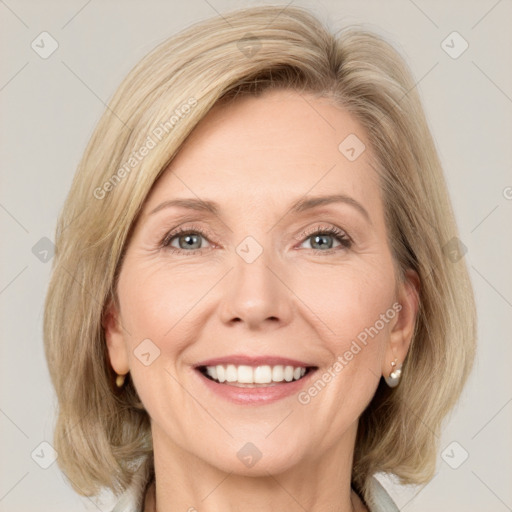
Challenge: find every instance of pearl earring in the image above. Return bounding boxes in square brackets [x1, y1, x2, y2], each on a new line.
[384, 358, 402, 388]
[116, 373, 127, 388]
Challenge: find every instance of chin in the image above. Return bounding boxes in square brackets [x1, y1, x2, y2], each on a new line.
[200, 439, 307, 477]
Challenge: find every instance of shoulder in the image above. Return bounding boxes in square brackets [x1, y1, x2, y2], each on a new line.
[109, 490, 140, 512]
[365, 476, 400, 512]
[109, 459, 151, 512]
[109, 482, 145, 512]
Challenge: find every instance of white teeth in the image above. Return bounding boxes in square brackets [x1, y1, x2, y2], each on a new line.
[272, 365, 284, 382]
[238, 365, 255, 383]
[253, 365, 272, 383]
[225, 364, 238, 382]
[204, 364, 308, 384]
[208, 366, 218, 381]
[216, 365, 226, 383]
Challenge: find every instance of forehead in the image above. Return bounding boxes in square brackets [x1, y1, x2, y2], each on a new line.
[142, 89, 382, 218]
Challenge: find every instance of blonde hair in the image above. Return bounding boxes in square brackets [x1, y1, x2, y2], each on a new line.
[43, 4, 477, 505]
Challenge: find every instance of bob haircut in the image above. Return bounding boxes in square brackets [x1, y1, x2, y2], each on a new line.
[43, 4, 477, 505]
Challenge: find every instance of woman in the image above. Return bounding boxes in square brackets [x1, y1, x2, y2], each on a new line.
[43, 5, 476, 511]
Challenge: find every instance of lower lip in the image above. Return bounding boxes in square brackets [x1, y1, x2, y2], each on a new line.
[194, 368, 318, 405]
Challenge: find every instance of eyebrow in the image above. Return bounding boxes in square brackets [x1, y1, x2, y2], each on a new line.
[148, 193, 371, 224]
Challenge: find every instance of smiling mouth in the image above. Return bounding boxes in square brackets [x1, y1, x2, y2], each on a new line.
[197, 365, 318, 387]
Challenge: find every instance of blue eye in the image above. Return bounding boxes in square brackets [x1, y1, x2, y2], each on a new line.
[160, 224, 352, 255]
[161, 226, 212, 255]
[297, 225, 352, 253]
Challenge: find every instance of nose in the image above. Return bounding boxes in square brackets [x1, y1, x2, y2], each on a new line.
[218, 248, 293, 330]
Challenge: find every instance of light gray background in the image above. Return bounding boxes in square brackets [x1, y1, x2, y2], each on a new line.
[1, 1, 511, 511]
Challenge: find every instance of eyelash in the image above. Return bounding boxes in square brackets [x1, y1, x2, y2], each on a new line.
[159, 223, 353, 256]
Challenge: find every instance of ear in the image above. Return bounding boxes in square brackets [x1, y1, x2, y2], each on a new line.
[382, 268, 420, 377]
[102, 297, 130, 375]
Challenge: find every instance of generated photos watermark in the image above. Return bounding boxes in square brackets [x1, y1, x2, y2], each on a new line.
[93, 97, 197, 200]
[297, 302, 402, 405]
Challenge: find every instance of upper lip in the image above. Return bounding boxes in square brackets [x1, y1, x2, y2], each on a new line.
[194, 355, 317, 368]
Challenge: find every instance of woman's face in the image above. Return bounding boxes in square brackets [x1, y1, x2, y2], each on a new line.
[105, 89, 418, 475]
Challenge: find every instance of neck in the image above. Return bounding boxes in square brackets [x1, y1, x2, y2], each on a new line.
[144, 423, 367, 512]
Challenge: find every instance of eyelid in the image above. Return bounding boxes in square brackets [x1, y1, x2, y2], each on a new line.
[292, 223, 351, 242]
[293, 223, 353, 252]
[159, 221, 353, 255]
[160, 223, 214, 248]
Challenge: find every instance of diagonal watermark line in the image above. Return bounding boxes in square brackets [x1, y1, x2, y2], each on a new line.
[0, 265, 28, 296]
[264, 0, 296, 29]
[407, 0, 439, 29]
[471, 265, 512, 307]
[163, 268, 233, 337]
[299, 92, 336, 131]
[371, 61, 439, 130]
[201, 471, 233, 502]
[60, 204, 90, 234]
[399, 61, 439, 102]
[0, 202, 29, 233]
[265, 472, 308, 511]
[0, 62, 29, 92]
[62, 265, 102, 307]
[472, 61, 512, 105]
[472, 396, 512, 439]
[265, 264, 336, 336]
[163, 367, 233, 438]
[61, 61, 131, 130]
[402, 401, 439, 440]
[0, 472, 29, 502]
[401, 473, 438, 510]
[61, 0, 93, 29]
[0, 408, 29, 439]
[201, 0, 234, 28]
[471, 0, 503, 30]
[83, 496, 105, 512]
[265, 409, 294, 438]
[64, 472, 105, 512]
[62, 408, 93, 441]
[60, 264, 132, 336]
[367, 366, 381, 382]
[0, 0, 29, 28]
[471, 471, 512, 511]
[470, 204, 500, 232]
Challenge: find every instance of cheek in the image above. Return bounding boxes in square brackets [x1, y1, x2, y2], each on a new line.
[293, 256, 396, 366]
[116, 265, 206, 416]
[119, 262, 210, 345]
